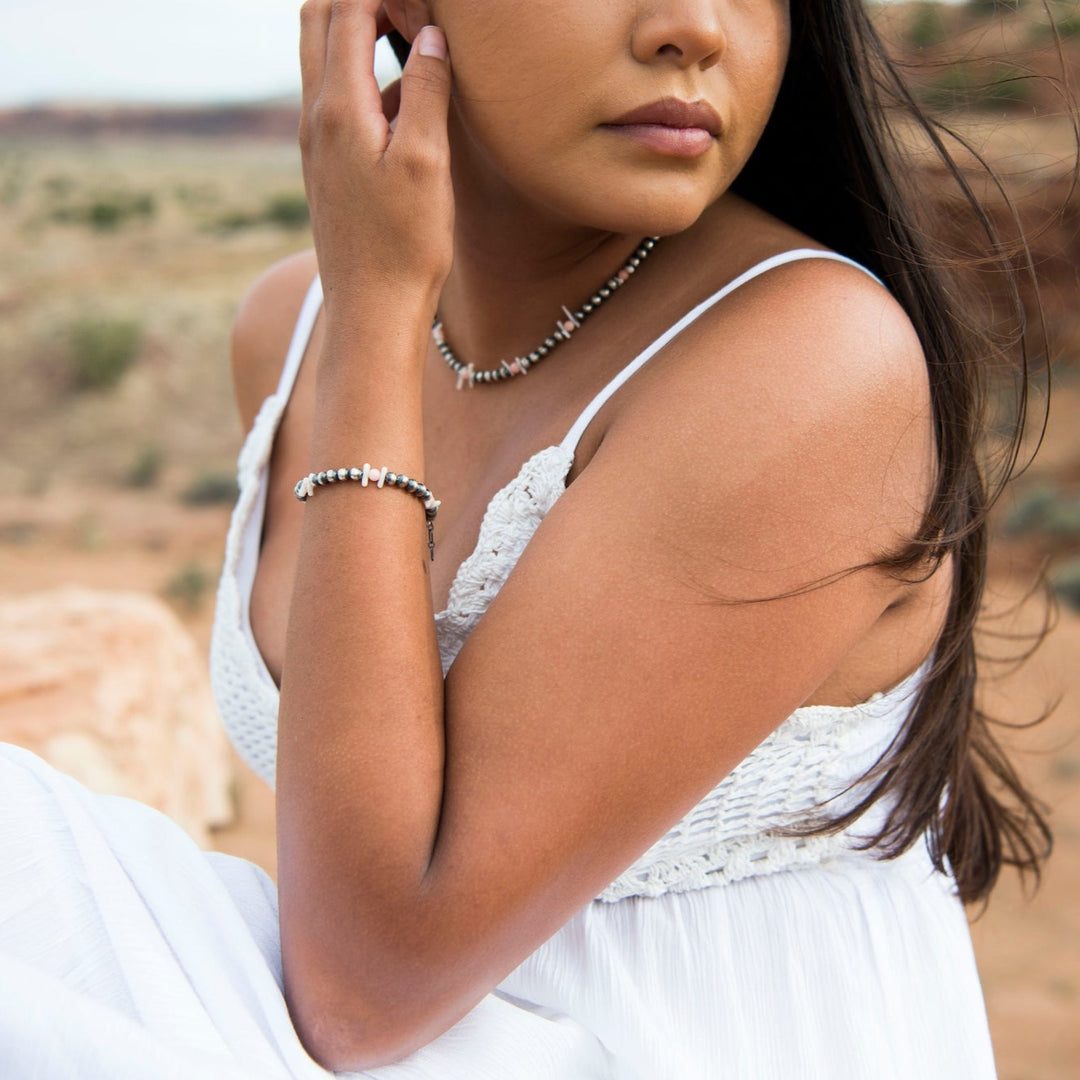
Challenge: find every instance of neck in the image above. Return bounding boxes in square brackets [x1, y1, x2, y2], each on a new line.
[436, 114, 646, 371]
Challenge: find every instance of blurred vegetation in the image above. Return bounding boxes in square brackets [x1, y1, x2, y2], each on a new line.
[126, 446, 165, 489]
[49, 189, 157, 231]
[264, 193, 310, 228]
[215, 192, 309, 232]
[965, 0, 1026, 15]
[1052, 558, 1080, 612]
[1003, 485, 1080, 541]
[163, 561, 212, 612]
[919, 63, 1035, 111]
[1, 156, 27, 206]
[907, 2, 949, 49]
[181, 470, 238, 507]
[0, 0, 1075, 619]
[65, 315, 142, 391]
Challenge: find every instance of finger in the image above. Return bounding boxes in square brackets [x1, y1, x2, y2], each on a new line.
[391, 25, 452, 155]
[299, 0, 331, 105]
[323, 0, 389, 146]
[375, 4, 394, 40]
[380, 77, 402, 124]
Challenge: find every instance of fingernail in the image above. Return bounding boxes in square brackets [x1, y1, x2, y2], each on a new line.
[416, 25, 447, 60]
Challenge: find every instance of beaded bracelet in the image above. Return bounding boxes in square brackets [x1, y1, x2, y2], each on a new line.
[294, 464, 440, 560]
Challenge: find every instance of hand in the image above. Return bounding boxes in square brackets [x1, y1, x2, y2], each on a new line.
[299, 1, 454, 324]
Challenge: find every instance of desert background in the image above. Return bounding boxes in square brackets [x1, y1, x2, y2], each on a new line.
[0, 2, 1078, 1077]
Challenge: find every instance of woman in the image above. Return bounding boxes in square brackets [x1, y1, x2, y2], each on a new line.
[0, 0, 1050, 1077]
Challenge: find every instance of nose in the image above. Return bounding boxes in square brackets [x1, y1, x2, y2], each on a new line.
[631, 1, 727, 71]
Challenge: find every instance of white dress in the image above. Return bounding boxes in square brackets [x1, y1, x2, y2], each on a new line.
[0, 250, 998, 1079]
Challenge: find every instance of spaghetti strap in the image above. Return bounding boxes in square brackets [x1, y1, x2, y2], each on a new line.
[558, 248, 884, 457]
[273, 275, 324, 402]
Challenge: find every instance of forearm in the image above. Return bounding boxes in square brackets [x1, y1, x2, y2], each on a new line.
[276, 296, 452, 1040]
[281, 8, 474, 1062]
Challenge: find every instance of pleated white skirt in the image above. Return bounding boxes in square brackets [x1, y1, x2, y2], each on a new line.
[0, 743, 997, 1079]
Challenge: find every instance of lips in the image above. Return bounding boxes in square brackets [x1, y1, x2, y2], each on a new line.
[604, 97, 723, 138]
[600, 98, 721, 159]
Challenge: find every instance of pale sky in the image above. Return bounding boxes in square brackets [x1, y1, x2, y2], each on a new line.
[0, 0, 399, 106]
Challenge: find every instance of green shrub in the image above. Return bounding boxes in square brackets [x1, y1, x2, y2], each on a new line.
[1058, 13, 1080, 36]
[966, 0, 1024, 15]
[1003, 485, 1060, 536]
[980, 65, 1033, 108]
[907, 2, 947, 49]
[264, 193, 310, 228]
[87, 199, 124, 230]
[127, 446, 164, 489]
[1045, 500, 1080, 539]
[214, 209, 259, 232]
[921, 63, 1032, 111]
[1052, 558, 1080, 613]
[1003, 484, 1080, 540]
[182, 470, 237, 506]
[66, 316, 141, 391]
[215, 192, 310, 232]
[50, 190, 156, 231]
[921, 67, 976, 110]
[164, 562, 212, 612]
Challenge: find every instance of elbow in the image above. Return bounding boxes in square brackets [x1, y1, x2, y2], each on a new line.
[292, 993, 429, 1072]
[298, 1017, 421, 1073]
[281, 891, 480, 1068]
[287, 966, 461, 1071]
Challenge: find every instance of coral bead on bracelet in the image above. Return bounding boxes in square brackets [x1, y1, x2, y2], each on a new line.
[294, 464, 440, 560]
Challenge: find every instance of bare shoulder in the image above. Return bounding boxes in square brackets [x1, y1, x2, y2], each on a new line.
[717, 253, 929, 433]
[231, 249, 320, 432]
[601, 251, 933, 596]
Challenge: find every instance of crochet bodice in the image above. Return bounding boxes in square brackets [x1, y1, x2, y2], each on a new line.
[210, 249, 925, 901]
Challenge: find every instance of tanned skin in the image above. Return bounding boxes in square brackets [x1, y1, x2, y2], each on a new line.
[230, 0, 951, 1069]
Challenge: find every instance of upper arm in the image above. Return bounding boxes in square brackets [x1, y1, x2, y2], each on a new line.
[433, 259, 932, 889]
[230, 250, 320, 432]
[292, 259, 937, 1064]
[432, 262, 927, 1000]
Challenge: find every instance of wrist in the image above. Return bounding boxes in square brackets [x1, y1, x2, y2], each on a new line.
[318, 299, 434, 382]
[320, 277, 442, 338]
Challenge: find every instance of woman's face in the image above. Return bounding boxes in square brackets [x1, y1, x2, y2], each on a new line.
[392, 0, 790, 236]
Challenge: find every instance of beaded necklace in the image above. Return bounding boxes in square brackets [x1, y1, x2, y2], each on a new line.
[432, 237, 661, 389]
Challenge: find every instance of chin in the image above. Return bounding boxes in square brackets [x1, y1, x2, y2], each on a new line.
[555, 183, 718, 239]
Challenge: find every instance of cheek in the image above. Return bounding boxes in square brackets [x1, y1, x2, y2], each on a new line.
[446, 13, 607, 149]
[749, 5, 791, 111]
[723, 7, 790, 157]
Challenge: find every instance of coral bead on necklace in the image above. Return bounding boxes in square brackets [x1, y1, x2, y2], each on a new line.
[432, 237, 661, 389]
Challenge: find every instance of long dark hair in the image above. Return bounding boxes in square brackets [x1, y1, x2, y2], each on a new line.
[390, 12, 1055, 904]
[731, 0, 1056, 905]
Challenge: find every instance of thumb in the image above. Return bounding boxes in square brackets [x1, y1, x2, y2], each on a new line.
[391, 25, 451, 151]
